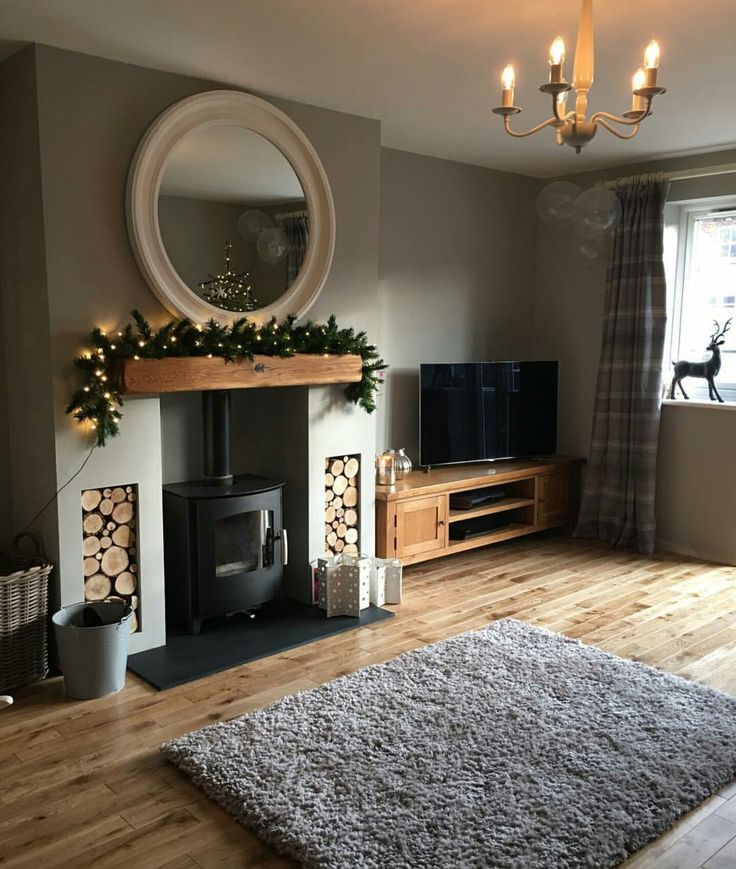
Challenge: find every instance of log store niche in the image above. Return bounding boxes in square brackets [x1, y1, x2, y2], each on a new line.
[81, 484, 140, 633]
[324, 455, 360, 557]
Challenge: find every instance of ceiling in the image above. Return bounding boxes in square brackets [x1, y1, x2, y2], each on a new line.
[0, 0, 734, 177]
[160, 125, 305, 205]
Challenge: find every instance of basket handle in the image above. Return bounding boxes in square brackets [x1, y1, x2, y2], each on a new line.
[11, 531, 45, 558]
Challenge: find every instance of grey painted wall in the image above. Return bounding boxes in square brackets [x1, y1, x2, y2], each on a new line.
[377, 148, 539, 464]
[0, 47, 57, 561]
[0, 290, 10, 551]
[531, 149, 736, 564]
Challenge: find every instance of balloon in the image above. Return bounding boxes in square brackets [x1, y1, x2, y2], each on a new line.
[535, 181, 582, 226]
[572, 187, 622, 239]
[257, 227, 289, 264]
[238, 209, 273, 242]
[571, 231, 604, 263]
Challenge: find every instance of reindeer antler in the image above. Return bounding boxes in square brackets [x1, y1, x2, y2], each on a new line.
[712, 318, 732, 342]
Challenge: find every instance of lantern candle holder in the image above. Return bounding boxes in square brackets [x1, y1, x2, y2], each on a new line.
[375, 453, 396, 486]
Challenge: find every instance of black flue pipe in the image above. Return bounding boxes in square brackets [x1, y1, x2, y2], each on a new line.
[202, 390, 233, 485]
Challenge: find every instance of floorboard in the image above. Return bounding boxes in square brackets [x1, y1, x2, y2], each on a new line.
[2, 536, 736, 868]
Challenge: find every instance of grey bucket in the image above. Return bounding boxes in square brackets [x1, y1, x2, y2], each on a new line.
[52, 601, 132, 699]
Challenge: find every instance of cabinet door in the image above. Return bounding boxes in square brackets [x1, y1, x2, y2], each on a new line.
[537, 472, 571, 526]
[396, 495, 447, 559]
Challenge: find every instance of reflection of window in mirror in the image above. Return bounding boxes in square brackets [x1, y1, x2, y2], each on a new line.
[157, 125, 309, 313]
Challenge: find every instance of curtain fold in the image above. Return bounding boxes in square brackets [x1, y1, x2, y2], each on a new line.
[574, 174, 669, 555]
[277, 212, 309, 284]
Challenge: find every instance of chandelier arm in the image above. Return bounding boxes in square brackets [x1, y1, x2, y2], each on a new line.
[503, 115, 560, 138]
[590, 103, 652, 127]
[595, 118, 641, 140]
[552, 97, 564, 123]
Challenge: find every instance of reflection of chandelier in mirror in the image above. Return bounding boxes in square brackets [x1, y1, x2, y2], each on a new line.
[198, 242, 260, 312]
[492, 0, 666, 153]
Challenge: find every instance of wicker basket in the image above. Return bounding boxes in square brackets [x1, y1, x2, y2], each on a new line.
[0, 533, 53, 693]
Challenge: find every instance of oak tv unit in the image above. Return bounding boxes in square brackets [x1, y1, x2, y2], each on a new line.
[375, 457, 582, 566]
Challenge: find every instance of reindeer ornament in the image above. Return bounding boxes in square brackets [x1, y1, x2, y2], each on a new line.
[669, 319, 732, 402]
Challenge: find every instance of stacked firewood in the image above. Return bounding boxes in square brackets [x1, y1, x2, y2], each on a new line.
[81, 485, 140, 632]
[324, 455, 360, 557]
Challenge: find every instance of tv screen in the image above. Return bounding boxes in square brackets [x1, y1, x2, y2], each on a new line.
[419, 361, 558, 467]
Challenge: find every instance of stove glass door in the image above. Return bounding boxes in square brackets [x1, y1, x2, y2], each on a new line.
[214, 509, 274, 578]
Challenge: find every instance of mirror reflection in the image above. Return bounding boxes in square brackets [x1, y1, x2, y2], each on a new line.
[158, 125, 308, 312]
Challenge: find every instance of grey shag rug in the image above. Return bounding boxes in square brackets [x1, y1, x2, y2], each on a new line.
[162, 619, 736, 868]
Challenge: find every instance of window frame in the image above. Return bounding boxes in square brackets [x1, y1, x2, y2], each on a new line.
[664, 194, 736, 405]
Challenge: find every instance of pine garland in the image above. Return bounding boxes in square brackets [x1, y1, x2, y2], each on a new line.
[67, 310, 386, 447]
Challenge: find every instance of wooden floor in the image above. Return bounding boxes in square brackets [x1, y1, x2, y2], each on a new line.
[2, 535, 736, 868]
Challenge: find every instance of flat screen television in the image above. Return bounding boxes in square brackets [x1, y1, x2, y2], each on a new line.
[419, 361, 558, 467]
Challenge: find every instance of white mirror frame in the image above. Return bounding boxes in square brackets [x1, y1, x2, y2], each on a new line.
[126, 90, 335, 326]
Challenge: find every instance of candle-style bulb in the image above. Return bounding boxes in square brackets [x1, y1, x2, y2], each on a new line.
[644, 40, 660, 69]
[630, 68, 647, 113]
[549, 37, 565, 66]
[501, 65, 515, 90]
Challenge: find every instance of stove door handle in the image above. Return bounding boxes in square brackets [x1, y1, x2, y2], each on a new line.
[280, 528, 288, 566]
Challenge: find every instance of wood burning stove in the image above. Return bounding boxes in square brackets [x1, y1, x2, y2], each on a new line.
[162, 390, 287, 634]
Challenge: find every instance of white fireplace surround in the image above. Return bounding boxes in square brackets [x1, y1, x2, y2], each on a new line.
[55, 385, 376, 653]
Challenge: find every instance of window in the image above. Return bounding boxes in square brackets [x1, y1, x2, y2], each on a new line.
[665, 197, 736, 403]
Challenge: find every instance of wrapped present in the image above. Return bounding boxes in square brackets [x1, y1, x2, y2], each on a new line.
[380, 558, 403, 604]
[369, 561, 386, 607]
[316, 554, 370, 618]
[315, 554, 401, 616]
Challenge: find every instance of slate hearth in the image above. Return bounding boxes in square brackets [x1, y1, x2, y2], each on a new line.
[127, 599, 393, 690]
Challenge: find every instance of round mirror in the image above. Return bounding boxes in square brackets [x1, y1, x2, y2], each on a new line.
[127, 91, 335, 325]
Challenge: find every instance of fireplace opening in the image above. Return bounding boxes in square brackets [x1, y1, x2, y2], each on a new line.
[162, 389, 286, 634]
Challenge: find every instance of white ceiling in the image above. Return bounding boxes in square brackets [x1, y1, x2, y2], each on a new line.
[0, 0, 734, 177]
[159, 125, 305, 204]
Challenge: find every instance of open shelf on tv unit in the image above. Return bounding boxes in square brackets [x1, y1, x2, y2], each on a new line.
[375, 456, 583, 566]
[447, 495, 536, 523]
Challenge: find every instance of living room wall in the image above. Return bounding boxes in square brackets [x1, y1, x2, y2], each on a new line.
[377, 148, 538, 462]
[0, 47, 57, 559]
[0, 296, 12, 551]
[531, 149, 736, 564]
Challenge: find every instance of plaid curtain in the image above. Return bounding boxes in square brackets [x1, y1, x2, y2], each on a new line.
[574, 174, 668, 555]
[279, 212, 309, 284]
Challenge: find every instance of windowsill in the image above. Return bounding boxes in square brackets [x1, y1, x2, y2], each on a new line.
[662, 398, 736, 411]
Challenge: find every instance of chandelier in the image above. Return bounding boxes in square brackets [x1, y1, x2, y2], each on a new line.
[492, 0, 666, 153]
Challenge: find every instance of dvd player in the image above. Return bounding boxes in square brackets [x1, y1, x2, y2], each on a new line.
[449, 488, 507, 511]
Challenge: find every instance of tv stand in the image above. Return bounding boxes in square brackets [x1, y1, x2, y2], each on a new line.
[376, 457, 583, 566]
